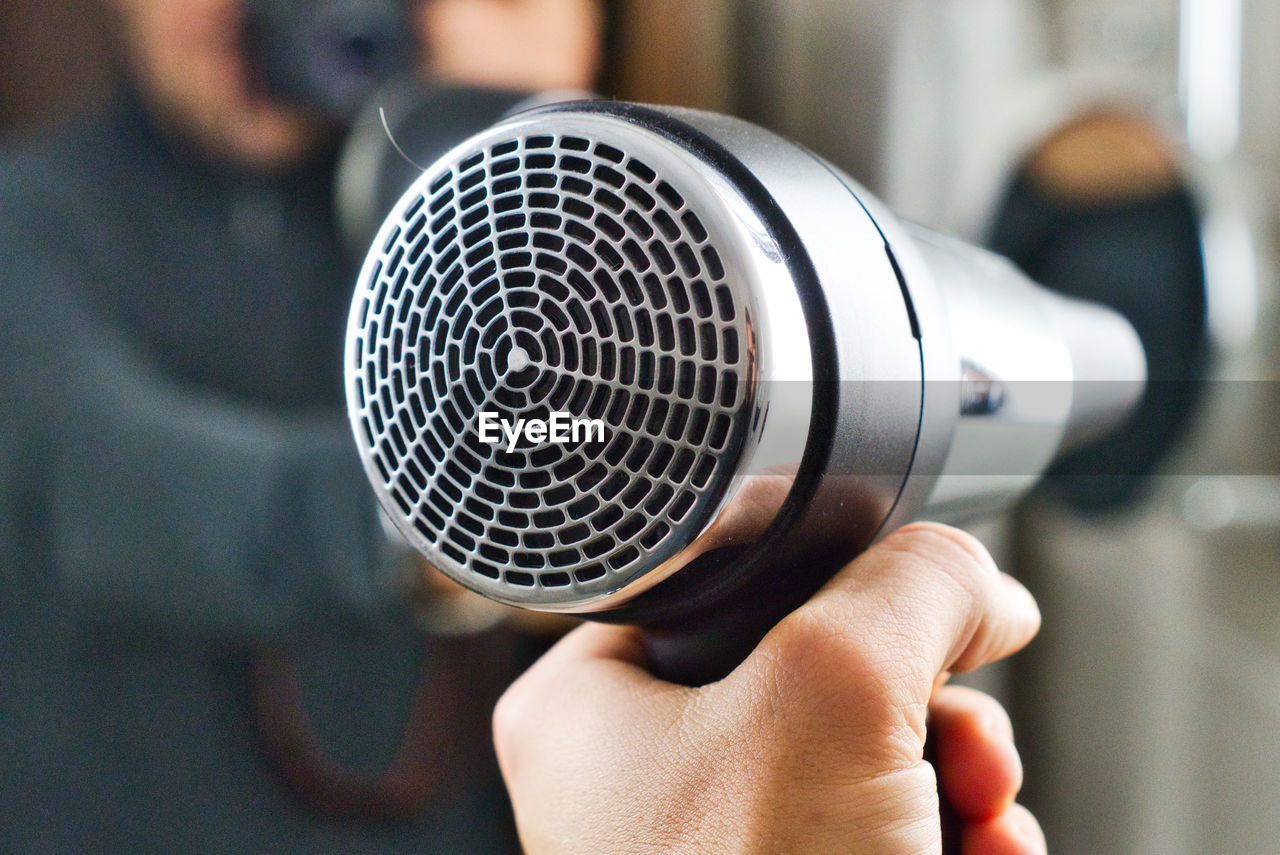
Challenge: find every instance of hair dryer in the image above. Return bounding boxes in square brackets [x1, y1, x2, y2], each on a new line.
[344, 100, 1145, 682]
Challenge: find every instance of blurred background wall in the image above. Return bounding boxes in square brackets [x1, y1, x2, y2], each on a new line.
[4, 1, 1276, 852]
[0, 0, 113, 139]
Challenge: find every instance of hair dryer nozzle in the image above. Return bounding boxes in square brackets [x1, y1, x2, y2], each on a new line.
[1049, 292, 1147, 452]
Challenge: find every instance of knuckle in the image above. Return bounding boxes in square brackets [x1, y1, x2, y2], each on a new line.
[763, 599, 919, 715]
[766, 605, 845, 673]
[491, 672, 539, 773]
[882, 522, 999, 593]
[490, 687, 520, 767]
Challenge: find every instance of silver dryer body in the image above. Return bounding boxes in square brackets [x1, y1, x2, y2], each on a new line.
[344, 101, 1144, 640]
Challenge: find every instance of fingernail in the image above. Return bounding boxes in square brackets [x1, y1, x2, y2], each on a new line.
[1001, 574, 1041, 620]
[1007, 804, 1047, 851]
[981, 707, 1013, 741]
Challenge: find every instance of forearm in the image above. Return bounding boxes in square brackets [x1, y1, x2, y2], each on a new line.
[49, 376, 398, 639]
[3, 258, 399, 640]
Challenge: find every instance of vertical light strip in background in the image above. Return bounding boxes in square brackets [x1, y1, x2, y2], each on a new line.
[1180, 0, 1259, 346]
[1179, 0, 1243, 161]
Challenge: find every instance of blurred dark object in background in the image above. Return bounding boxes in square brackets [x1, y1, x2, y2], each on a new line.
[988, 112, 1210, 511]
[0, 0, 114, 139]
[244, 0, 414, 121]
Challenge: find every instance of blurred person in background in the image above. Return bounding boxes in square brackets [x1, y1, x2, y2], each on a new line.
[0, 0, 599, 851]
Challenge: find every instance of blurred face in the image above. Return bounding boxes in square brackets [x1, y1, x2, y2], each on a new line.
[110, 0, 326, 169]
[418, 0, 602, 92]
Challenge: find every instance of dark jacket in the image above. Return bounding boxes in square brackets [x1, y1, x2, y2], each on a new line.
[0, 91, 518, 853]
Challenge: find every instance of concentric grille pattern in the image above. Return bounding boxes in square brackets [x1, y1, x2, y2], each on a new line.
[349, 132, 753, 599]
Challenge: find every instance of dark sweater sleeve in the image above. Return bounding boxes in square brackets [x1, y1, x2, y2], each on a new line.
[2, 221, 402, 641]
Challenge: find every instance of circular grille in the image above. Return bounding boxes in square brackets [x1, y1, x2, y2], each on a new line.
[347, 126, 755, 605]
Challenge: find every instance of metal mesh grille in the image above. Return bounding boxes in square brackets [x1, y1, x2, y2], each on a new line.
[349, 131, 754, 600]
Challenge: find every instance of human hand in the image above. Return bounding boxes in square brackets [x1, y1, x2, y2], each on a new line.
[493, 522, 1045, 854]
